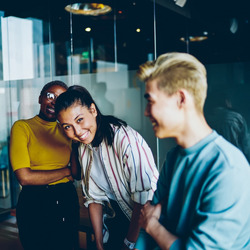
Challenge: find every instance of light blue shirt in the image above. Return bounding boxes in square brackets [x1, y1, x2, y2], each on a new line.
[138, 131, 250, 249]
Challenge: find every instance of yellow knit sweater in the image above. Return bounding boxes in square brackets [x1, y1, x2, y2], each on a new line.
[10, 115, 72, 185]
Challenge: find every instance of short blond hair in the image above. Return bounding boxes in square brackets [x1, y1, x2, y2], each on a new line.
[137, 52, 207, 112]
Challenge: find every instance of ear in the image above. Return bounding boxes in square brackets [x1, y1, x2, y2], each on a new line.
[177, 89, 186, 108]
[90, 103, 98, 117]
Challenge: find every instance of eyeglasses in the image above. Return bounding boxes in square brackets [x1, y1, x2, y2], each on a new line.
[45, 92, 58, 101]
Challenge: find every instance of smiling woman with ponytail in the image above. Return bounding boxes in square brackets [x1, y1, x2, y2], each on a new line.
[55, 85, 159, 250]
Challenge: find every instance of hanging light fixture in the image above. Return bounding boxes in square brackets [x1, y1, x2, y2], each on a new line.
[180, 35, 208, 42]
[180, 31, 208, 42]
[65, 2, 112, 16]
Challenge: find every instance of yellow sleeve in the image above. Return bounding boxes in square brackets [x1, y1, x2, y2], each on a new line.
[10, 121, 31, 172]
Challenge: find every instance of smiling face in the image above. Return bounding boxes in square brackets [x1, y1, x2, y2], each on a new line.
[144, 79, 183, 139]
[57, 103, 98, 144]
[39, 85, 67, 122]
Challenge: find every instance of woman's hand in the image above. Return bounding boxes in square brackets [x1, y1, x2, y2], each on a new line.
[67, 174, 74, 182]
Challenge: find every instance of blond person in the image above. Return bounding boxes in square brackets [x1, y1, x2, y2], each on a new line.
[135, 53, 250, 250]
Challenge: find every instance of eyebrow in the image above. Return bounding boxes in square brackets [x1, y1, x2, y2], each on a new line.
[61, 114, 81, 126]
[74, 114, 81, 120]
[61, 122, 69, 126]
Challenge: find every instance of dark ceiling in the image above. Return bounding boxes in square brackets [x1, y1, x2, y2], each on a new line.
[0, 0, 249, 69]
[1, 0, 249, 23]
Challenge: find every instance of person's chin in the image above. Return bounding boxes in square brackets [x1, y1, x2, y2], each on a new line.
[152, 126, 159, 135]
[154, 129, 166, 139]
[153, 130, 160, 138]
[79, 136, 93, 145]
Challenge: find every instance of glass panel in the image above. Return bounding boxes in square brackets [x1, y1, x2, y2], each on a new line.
[204, 63, 250, 162]
[0, 0, 159, 215]
[187, 2, 250, 163]
[68, 2, 116, 74]
[0, 2, 53, 212]
[115, 0, 155, 69]
[155, 0, 250, 168]
[0, 81, 12, 216]
[155, 1, 189, 168]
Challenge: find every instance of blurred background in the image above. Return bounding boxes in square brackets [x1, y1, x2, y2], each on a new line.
[0, 0, 249, 219]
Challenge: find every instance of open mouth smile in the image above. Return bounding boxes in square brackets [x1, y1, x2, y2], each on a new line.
[150, 118, 157, 128]
[78, 131, 90, 141]
[47, 108, 55, 114]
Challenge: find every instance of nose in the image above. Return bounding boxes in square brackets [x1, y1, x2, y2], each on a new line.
[74, 125, 82, 136]
[51, 98, 56, 105]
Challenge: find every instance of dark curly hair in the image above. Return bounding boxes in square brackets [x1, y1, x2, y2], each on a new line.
[40, 81, 68, 96]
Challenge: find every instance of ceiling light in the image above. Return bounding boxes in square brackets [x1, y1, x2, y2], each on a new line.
[180, 35, 208, 42]
[65, 3, 112, 16]
[189, 36, 208, 42]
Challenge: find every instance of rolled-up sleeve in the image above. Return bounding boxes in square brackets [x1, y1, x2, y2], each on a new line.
[120, 127, 159, 205]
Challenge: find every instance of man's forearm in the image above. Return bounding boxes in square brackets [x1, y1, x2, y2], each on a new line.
[146, 217, 178, 250]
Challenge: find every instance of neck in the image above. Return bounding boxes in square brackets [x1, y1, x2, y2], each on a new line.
[176, 112, 212, 149]
[38, 112, 56, 122]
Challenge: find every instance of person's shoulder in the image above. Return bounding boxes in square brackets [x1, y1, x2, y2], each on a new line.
[212, 135, 249, 170]
[11, 117, 35, 129]
[113, 124, 133, 136]
[205, 136, 250, 201]
[112, 124, 147, 148]
[116, 124, 146, 142]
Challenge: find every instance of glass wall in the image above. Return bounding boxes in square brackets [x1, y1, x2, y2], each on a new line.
[0, 0, 249, 215]
[155, 0, 250, 168]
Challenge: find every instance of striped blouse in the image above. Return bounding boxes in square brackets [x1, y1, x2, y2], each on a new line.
[78, 124, 159, 219]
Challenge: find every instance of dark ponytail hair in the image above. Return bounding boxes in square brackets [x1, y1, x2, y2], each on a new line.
[55, 85, 127, 147]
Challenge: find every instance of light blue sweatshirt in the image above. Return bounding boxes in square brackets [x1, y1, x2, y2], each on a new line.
[137, 131, 250, 249]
